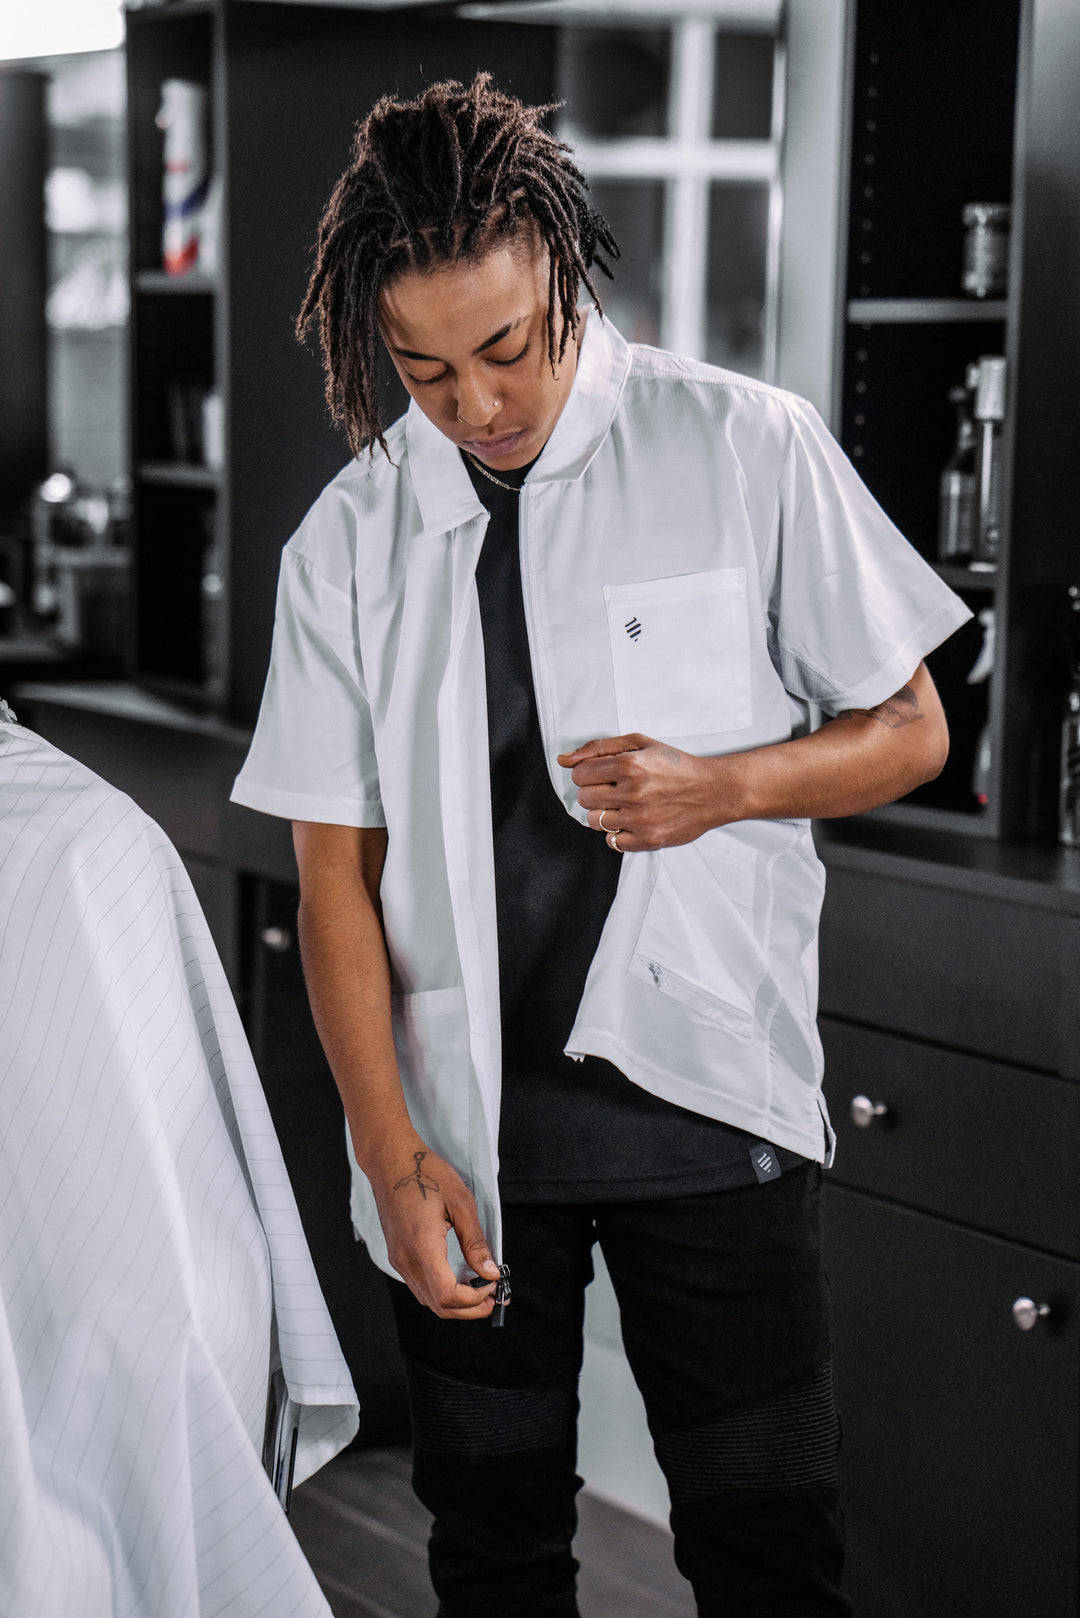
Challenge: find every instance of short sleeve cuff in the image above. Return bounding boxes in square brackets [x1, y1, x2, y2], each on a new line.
[230, 775, 386, 828]
[805, 596, 974, 717]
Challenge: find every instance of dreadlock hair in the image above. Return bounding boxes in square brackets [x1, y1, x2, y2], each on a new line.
[296, 72, 620, 460]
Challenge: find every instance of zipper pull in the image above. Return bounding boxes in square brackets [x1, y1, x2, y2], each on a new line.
[491, 1264, 511, 1328]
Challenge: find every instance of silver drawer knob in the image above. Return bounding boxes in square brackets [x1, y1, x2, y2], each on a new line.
[851, 1094, 889, 1129]
[260, 925, 293, 953]
[1012, 1297, 1051, 1332]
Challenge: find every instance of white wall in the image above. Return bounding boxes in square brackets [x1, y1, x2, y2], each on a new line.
[578, 1250, 671, 1524]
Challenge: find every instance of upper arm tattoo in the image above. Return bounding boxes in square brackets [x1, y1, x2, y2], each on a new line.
[862, 685, 924, 729]
[833, 683, 925, 730]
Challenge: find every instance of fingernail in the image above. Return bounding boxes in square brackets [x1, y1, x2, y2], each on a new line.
[482, 1258, 499, 1277]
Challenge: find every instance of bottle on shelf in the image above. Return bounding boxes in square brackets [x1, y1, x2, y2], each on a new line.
[938, 378, 978, 562]
[24, 470, 76, 625]
[967, 606, 995, 810]
[156, 79, 209, 278]
[200, 501, 226, 699]
[1059, 585, 1080, 847]
[961, 202, 1010, 299]
[971, 355, 1007, 568]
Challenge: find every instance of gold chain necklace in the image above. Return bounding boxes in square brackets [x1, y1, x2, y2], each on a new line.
[463, 449, 525, 494]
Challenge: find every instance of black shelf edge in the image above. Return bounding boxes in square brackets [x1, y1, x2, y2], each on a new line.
[10, 678, 245, 742]
[847, 298, 1010, 324]
[135, 269, 218, 295]
[861, 800, 997, 838]
[138, 461, 221, 490]
[933, 562, 998, 592]
[814, 815, 1080, 914]
[136, 672, 226, 714]
[123, 0, 219, 20]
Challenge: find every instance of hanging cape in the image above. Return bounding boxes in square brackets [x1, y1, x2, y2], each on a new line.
[0, 713, 358, 1617]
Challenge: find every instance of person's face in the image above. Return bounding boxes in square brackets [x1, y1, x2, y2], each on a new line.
[378, 233, 581, 470]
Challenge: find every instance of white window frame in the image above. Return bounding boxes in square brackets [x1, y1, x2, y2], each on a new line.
[466, 0, 785, 375]
[562, 14, 783, 372]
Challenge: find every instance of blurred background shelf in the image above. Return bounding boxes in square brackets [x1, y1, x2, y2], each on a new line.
[137, 460, 220, 488]
[135, 268, 218, 293]
[847, 297, 1010, 322]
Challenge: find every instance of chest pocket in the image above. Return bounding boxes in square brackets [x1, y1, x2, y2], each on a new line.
[603, 568, 751, 739]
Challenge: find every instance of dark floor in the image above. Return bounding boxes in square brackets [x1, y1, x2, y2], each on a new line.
[289, 1445, 695, 1618]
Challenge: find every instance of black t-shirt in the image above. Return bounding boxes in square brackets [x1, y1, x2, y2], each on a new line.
[464, 450, 805, 1201]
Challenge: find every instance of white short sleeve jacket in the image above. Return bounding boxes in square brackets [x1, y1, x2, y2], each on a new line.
[232, 316, 971, 1278]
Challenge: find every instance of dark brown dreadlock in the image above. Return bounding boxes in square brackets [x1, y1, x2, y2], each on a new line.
[296, 72, 619, 459]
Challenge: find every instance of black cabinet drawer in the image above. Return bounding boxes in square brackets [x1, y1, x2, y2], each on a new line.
[819, 867, 1080, 1075]
[821, 1017, 1080, 1256]
[826, 1183, 1079, 1618]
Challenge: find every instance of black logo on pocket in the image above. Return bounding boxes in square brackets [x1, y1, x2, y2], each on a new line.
[625, 616, 642, 640]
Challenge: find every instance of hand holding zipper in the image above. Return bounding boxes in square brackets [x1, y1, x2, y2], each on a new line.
[469, 1262, 511, 1326]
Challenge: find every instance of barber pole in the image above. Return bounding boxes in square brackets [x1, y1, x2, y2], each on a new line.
[157, 79, 209, 277]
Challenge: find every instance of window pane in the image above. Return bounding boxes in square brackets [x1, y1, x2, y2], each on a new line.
[706, 183, 769, 375]
[711, 32, 775, 140]
[586, 180, 664, 348]
[558, 28, 671, 139]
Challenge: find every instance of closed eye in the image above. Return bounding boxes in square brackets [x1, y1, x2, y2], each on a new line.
[490, 341, 530, 368]
[405, 341, 530, 388]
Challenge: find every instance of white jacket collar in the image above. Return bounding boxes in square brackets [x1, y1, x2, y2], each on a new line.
[404, 312, 633, 538]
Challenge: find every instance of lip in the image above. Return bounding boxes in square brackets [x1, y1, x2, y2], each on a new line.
[460, 429, 528, 461]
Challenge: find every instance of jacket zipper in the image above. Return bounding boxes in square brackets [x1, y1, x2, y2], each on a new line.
[517, 487, 565, 803]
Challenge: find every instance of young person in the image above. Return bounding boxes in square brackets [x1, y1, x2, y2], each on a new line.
[232, 74, 970, 1617]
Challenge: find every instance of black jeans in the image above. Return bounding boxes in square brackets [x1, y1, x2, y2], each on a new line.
[388, 1163, 853, 1618]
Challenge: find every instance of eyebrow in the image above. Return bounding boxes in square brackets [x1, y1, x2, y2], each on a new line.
[392, 316, 528, 364]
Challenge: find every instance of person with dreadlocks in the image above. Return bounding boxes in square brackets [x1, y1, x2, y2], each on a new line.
[233, 73, 969, 1618]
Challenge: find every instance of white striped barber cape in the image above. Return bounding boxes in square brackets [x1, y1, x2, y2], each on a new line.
[0, 710, 359, 1617]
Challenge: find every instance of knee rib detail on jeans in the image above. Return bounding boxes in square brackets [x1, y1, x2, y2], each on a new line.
[654, 1362, 841, 1502]
[405, 1354, 578, 1458]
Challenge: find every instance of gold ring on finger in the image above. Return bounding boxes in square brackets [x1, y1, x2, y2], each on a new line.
[598, 808, 618, 834]
[607, 830, 624, 853]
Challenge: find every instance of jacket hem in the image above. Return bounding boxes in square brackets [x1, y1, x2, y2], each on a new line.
[564, 1028, 830, 1165]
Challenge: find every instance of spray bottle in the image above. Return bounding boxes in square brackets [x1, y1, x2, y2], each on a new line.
[156, 79, 209, 277]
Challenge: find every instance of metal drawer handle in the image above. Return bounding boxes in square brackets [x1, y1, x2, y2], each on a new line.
[260, 925, 293, 953]
[1012, 1297, 1052, 1332]
[851, 1094, 889, 1129]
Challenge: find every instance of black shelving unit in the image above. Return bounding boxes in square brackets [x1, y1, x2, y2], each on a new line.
[829, 0, 1080, 840]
